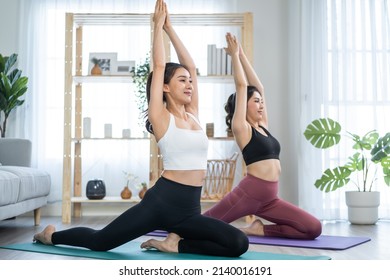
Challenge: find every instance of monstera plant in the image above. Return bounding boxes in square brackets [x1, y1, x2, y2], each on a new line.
[0, 53, 28, 137]
[304, 118, 390, 193]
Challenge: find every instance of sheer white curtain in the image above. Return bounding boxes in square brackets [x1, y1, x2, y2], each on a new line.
[288, 0, 328, 219]
[290, 0, 390, 220]
[16, 0, 239, 204]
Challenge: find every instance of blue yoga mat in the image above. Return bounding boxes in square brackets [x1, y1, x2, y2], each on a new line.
[0, 242, 331, 260]
[145, 230, 370, 250]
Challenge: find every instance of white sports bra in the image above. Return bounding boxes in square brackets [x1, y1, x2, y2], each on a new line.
[158, 113, 209, 170]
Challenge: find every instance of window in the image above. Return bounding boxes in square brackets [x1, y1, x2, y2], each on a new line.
[324, 0, 390, 218]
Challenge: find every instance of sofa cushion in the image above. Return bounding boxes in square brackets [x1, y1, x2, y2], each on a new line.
[0, 170, 20, 206]
[0, 138, 32, 167]
[0, 166, 50, 202]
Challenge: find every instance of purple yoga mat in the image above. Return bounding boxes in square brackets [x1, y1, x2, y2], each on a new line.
[246, 235, 370, 250]
[145, 230, 370, 250]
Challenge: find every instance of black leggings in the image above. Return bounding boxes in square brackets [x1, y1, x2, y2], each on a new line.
[52, 177, 248, 257]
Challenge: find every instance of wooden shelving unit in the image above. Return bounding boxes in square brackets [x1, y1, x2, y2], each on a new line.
[62, 13, 152, 223]
[62, 12, 252, 223]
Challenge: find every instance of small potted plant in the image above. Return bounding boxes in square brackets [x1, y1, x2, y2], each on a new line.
[304, 117, 390, 224]
[138, 182, 148, 199]
[90, 57, 102, 75]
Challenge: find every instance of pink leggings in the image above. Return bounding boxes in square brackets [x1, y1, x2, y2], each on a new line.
[203, 174, 322, 239]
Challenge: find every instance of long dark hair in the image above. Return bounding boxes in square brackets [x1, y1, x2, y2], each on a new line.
[144, 62, 189, 134]
[225, 85, 260, 130]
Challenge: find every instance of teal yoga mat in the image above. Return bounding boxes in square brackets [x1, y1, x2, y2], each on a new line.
[0, 242, 331, 260]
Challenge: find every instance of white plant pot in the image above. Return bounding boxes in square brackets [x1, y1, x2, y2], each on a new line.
[345, 191, 380, 225]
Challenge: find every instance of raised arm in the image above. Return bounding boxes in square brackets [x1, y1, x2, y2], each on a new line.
[162, 4, 199, 116]
[238, 45, 268, 127]
[148, 0, 169, 140]
[225, 33, 251, 148]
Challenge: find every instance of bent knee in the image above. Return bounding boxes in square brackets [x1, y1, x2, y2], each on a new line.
[230, 232, 249, 257]
[306, 220, 322, 239]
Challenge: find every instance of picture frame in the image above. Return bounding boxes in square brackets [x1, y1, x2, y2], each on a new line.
[112, 60, 135, 76]
[88, 52, 117, 75]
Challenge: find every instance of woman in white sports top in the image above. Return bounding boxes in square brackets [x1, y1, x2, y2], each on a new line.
[33, 0, 248, 258]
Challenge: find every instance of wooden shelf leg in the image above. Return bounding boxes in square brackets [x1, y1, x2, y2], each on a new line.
[74, 202, 82, 218]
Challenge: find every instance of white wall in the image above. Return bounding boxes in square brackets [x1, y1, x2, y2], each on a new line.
[0, 0, 298, 217]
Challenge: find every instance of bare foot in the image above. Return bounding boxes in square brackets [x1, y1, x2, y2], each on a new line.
[140, 232, 181, 253]
[33, 225, 56, 245]
[240, 219, 265, 236]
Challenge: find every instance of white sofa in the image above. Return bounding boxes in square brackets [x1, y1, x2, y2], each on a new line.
[0, 138, 51, 225]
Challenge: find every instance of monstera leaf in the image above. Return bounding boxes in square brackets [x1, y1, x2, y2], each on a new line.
[384, 168, 390, 186]
[349, 130, 379, 151]
[371, 133, 390, 162]
[304, 118, 341, 149]
[314, 166, 351, 192]
[344, 152, 364, 172]
[380, 156, 390, 186]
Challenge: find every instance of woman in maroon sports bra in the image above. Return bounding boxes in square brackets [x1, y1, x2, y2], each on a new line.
[203, 33, 322, 240]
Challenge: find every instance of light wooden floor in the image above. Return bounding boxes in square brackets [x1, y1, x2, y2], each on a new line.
[0, 216, 389, 260]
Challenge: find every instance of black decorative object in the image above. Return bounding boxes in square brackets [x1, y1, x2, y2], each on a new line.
[86, 179, 106, 199]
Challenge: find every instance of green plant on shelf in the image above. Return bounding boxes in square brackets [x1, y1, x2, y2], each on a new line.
[130, 54, 150, 129]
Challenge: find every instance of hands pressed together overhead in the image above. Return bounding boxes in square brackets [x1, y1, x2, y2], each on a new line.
[154, 0, 172, 29]
[225, 32, 240, 57]
[153, 0, 166, 27]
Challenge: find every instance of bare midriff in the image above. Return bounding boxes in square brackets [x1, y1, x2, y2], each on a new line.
[246, 159, 281, 182]
[161, 170, 207, 187]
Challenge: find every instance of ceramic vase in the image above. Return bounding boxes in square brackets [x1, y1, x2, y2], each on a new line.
[121, 186, 132, 199]
[138, 185, 148, 199]
[91, 64, 102, 75]
[206, 123, 214, 137]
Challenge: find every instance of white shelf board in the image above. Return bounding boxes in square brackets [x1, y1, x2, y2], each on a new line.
[70, 196, 220, 203]
[71, 196, 141, 203]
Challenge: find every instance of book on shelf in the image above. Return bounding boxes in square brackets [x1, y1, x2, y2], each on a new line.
[207, 44, 232, 76]
[207, 44, 217, 75]
[221, 48, 227, 75]
[207, 44, 212, 75]
[216, 47, 222, 75]
[226, 51, 232, 75]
